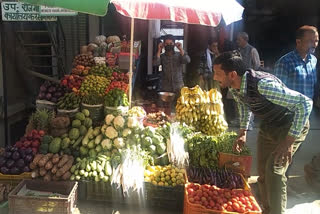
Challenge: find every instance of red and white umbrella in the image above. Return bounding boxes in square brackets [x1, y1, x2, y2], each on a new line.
[111, 0, 244, 26]
[110, 0, 244, 104]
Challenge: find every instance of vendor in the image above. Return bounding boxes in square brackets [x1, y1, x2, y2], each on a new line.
[153, 34, 191, 98]
[213, 51, 312, 214]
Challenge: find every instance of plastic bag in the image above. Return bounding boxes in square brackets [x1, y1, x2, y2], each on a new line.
[82, 103, 104, 125]
[36, 100, 56, 111]
[57, 108, 79, 118]
[104, 106, 129, 116]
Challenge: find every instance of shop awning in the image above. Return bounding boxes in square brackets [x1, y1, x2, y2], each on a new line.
[110, 0, 244, 26]
[19, 0, 109, 16]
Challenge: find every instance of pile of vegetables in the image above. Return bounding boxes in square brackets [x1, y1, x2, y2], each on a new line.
[50, 116, 70, 137]
[112, 145, 152, 194]
[89, 64, 113, 78]
[176, 86, 228, 136]
[26, 109, 54, 134]
[57, 93, 82, 110]
[104, 89, 129, 107]
[72, 54, 95, 67]
[145, 111, 170, 127]
[187, 167, 244, 189]
[215, 132, 251, 156]
[0, 146, 34, 175]
[128, 106, 146, 118]
[105, 81, 128, 94]
[185, 183, 261, 212]
[79, 126, 104, 158]
[72, 65, 90, 76]
[70, 153, 112, 182]
[144, 165, 186, 187]
[30, 153, 74, 181]
[79, 75, 110, 97]
[110, 71, 129, 83]
[38, 81, 66, 103]
[60, 75, 84, 93]
[82, 93, 104, 105]
[14, 129, 45, 155]
[126, 126, 169, 165]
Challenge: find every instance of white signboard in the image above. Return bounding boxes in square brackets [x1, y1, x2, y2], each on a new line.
[1, 2, 57, 21]
[40, 6, 78, 16]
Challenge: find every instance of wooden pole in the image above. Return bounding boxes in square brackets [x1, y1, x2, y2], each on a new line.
[128, 17, 135, 107]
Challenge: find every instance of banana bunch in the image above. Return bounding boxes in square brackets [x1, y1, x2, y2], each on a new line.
[176, 86, 228, 136]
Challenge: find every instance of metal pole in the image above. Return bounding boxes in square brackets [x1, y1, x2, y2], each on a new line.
[128, 18, 135, 107]
[0, 21, 8, 146]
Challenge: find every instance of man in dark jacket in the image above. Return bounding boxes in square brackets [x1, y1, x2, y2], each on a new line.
[213, 51, 312, 214]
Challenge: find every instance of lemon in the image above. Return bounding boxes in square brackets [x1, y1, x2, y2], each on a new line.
[161, 173, 165, 178]
[165, 171, 171, 176]
[161, 177, 166, 182]
[152, 181, 157, 185]
[158, 182, 164, 186]
[155, 177, 161, 182]
[164, 182, 169, 186]
[154, 171, 161, 177]
[168, 180, 173, 185]
[165, 176, 171, 181]
[172, 182, 177, 187]
[150, 175, 155, 181]
[171, 177, 176, 183]
[171, 172, 176, 178]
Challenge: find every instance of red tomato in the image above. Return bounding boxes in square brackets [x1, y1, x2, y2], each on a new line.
[238, 207, 246, 213]
[194, 196, 200, 201]
[231, 198, 238, 203]
[226, 206, 234, 212]
[227, 201, 233, 206]
[187, 188, 194, 195]
[238, 193, 245, 198]
[213, 191, 218, 196]
[243, 190, 251, 196]
[232, 202, 240, 211]
[240, 197, 247, 204]
[223, 203, 228, 208]
[203, 192, 209, 198]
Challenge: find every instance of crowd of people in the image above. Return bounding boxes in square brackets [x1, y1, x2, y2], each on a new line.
[154, 25, 320, 214]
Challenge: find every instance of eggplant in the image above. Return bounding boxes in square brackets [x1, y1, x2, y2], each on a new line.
[5, 146, 12, 152]
[38, 92, 46, 100]
[4, 151, 12, 159]
[0, 166, 9, 174]
[40, 85, 47, 92]
[23, 166, 30, 172]
[19, 149, 26, 158]
[10, 147, 18, 152]
[48, 86, 56, 93]
[25, 154, 33, 163]
[25, 148, 33, 155]
[46, 93, 52, 100]
[15, 159, 25, 169]
[12, 151, 20, 160]
[10, 167, 20, 175]
[6, 160, 15, 169]
[0, 157, 6, 167]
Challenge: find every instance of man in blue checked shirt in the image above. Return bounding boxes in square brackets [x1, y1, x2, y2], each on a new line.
[274, 25, 319, 100]
[213, 51, 312, 214]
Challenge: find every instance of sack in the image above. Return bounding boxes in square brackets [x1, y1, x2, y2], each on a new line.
[104, 106, 129, 116]
[36, 100, 56, 112]
[57, 108, 79, 119]
[81, 103, 104, 125]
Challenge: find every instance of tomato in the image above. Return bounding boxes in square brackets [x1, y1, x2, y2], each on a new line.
[227, 201, 233, 206]
[226, 206, 234, 212]
[240, 196, 247, 204]
[246, 203, 253, 210]
[238, 207, 246, 213]
[224, 191, 232, 199]
[202, 200, 208, 206]
[217, 198, 224, 204]
[208, 191, 213, 197]
[196, 190, 203, 197]
[209, 200, 215, 207]
[243, 190, 251, 196]
[238, 193, 244, 197]
[223, 203, 228, 208]
[232, 202, 240, 211]
[231, 198, 238, 203]
[194, 196, 200, 201]
[203, 192, 209, 198]
[223, 198, 228, 203]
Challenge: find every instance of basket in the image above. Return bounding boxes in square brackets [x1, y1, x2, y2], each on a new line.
[81, 103, 104, 125]
[218, 152, 253, 177]
[57, 108, 79, 119]
[86, 181, 123, 203]
[123, 186, 147, 207]
[0, 173, 32, 180]
[104, 106, 129, 116]
[9, 180, 78, 214]
[145, 182, 184, 211]
[36, 100, 57, 112]
[183, 182, 261, 214]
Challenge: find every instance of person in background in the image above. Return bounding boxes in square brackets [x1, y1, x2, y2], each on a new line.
[236, 32, 261, 130]
[198, 38, 220, 90]
[153, 34, 191, 97]
[237, 32, 261, 70]
[213, 51, 312, 214]
[274, 25, 319, 100]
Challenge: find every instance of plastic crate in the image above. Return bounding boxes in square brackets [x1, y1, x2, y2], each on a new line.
[218, 153, 253, 177]
[9, 180, 78, 214]
[183, 184, 262, 214]
[145, 182, 184, 211]
[86, 181, 123, 203]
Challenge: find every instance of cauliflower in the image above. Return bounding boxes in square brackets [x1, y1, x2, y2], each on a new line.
[114, 137, 125, 149]
[101, 124, 107, 133]
[101, 139, 112, 150]
[127, 116, 139, 128]
[105, 114, 115, 125]
[123, 128, 132, 137]
[105, 126, 118, 139]
[114, 116, 125, 130]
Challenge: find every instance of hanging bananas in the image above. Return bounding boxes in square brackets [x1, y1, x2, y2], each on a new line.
[176, 86, 228, 136]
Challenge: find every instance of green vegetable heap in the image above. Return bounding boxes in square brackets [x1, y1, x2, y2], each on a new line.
[57, 93, 81, 110]
[104, 88, 129, 107]
[89, 64, 113, 78]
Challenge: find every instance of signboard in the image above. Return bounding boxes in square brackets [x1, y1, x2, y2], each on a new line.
[20, 0, 109, 16]
[40, 6, 78, 16]
[1, 2, 57, 21]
